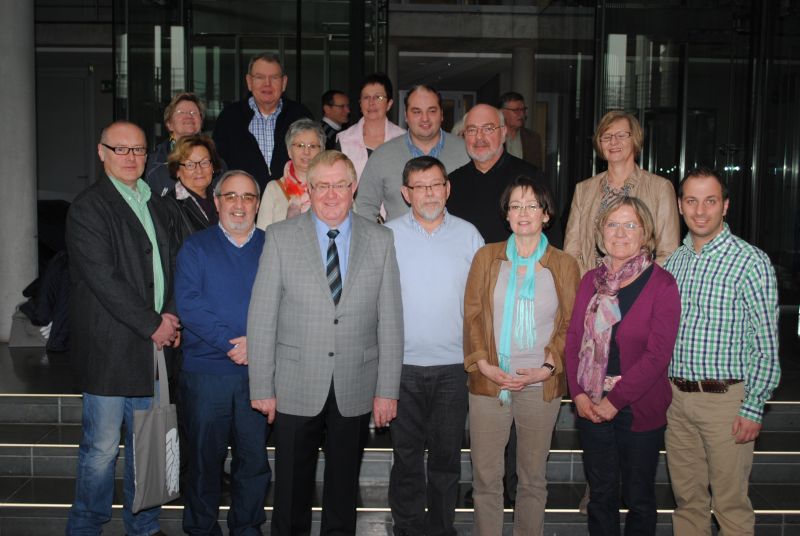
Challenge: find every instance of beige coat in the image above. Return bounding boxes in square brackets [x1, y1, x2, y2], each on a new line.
[563, 167, 680, 275]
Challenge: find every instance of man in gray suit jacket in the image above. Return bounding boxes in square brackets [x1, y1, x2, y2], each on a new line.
[248, 150, 404, 535]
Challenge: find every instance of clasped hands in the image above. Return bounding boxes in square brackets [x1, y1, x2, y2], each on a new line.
[151, 313, 181, 349]
[574, 393, 618, 423]
[476, 359, 553, 392]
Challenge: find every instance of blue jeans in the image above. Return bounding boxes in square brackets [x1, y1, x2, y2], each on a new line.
[577, 407, 664, 536]
[66, 392, 161, 536]
[180, 371, 271, 535]
[388, 364, 468, 536]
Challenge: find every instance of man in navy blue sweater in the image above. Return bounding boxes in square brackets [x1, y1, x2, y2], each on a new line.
[174, 169, 270, 534]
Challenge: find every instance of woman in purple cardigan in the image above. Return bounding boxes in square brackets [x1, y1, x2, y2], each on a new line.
[565, 196, 680, 535]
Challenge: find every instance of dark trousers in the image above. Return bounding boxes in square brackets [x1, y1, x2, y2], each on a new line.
[577, 407, 664, 536]
[271, 384, 371, 536]
[180, 371, 271, 536]
[388, 364, 468, 536]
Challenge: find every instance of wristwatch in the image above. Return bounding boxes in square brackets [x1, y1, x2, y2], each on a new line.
[541, 363, 556, 377]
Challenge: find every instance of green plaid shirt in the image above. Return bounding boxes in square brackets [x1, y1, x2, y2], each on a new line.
[665, 224, 780, 423]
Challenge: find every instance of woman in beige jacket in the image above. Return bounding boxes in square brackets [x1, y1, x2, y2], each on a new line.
[564, 111, 680, 275]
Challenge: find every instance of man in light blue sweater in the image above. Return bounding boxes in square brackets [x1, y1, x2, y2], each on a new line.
[174, 170, 270, 535]
[385, 156, 484, 536]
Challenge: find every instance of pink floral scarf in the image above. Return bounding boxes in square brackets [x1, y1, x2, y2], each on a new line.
[577, 250, 652, 402]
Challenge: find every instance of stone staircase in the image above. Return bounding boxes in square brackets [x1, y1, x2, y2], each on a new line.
[1, 390, 799, 535]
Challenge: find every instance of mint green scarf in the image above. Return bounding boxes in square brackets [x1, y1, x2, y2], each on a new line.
[497, 233, 549, 404]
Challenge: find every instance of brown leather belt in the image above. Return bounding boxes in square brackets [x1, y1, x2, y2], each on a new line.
[670, 377, 743, 394]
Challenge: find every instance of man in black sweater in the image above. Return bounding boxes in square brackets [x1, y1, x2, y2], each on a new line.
[213, 53, 313, 191]
[447, 103, 561, 246]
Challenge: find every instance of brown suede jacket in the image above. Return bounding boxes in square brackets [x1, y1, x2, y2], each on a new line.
[463, 242, 580, 402]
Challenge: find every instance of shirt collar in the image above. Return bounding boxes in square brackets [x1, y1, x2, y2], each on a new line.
[108, 175, 151, 204]
[405, 129, 446, 158]
[682, 222, 731, 257]
[407, 208, 448, 237]
[219, 222, 256, 248]
[248, 95, 283, 118]
[313, 210, 353, 236]
[322, 116, 342, 130]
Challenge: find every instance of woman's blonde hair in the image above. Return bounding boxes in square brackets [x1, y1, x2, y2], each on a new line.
[595, 196, 657, 257]
[593, 110, 644, 157]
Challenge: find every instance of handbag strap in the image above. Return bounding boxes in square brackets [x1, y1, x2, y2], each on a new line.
[152, 344, 170, 407]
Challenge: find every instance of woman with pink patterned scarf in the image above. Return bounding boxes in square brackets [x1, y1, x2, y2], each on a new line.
[565, 197, 680, 536]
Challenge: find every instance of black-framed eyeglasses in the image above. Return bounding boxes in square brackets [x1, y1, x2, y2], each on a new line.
[179, 159, 213, 170]
[464, 125, 502, 137]
[405, 181, 447, 194]
[101, 143, 147, 156]
[216, 192, 259, 204]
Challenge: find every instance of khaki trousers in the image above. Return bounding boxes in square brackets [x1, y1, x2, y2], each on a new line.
[666, 382, 755, 536]
[469, 390, 561, 536]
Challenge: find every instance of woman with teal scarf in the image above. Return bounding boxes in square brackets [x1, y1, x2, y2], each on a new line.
[464, 176, 580, 535]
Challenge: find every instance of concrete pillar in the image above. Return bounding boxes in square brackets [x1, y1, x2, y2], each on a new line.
[511, 45, 536, 130]
[0, 1, 37, 341]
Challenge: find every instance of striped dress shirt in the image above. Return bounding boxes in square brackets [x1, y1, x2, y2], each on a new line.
[665, 224, 780, 423]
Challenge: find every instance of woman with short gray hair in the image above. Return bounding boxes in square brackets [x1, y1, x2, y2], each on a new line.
[256, 118, 325, 229]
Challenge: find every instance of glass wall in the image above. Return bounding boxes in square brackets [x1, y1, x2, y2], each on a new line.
[597, 1, 800, 307]
[114, 0, 386, 144]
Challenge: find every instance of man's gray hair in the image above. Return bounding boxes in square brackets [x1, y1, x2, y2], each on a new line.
[285, 119, 326, 151]
[248, 52, 283, 76]
[213, 170, 261, 198]
[464, 105, 505, 128]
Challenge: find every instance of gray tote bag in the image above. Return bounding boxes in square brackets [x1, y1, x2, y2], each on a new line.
[131, 345, 180, 513]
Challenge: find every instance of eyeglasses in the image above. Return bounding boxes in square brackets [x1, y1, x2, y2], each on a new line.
[406, 181, 447, 194]
[464, 124, 502, 137]
[101, 143, 147, 156]
[503, 106, 527, 114]
[216, 192, 259, 204]
[599, 131, 632, 143]
[360, 95, 389, 103]
[174, 109, 200, 117]
[249, 73, 283, 84]
[605, 221, 641, 232]
[310, 182, 353, 194]
[328, 104, 349, 109]
[508, 203, 542, 213]
[291, 142, 322, 151]
[179, 159, 213, 170]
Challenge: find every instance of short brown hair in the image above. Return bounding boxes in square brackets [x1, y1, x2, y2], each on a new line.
[595, 196, 656, 257]
[593, 110, 644, 157]
[166, 135, 222, 178]
[307, 150, 357, 186]
[499, 175, 556, 230]
[163, 92, 205, 127]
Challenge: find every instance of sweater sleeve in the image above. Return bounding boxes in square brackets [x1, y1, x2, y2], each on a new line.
[174, 237, 239, 354]
[354, 154, 385, 221]
[606, 272, 681, 410]
[565, 273, 594, 398]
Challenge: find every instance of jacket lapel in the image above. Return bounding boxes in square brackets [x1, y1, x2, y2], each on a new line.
[299, 212, 335, 300]
[339, 213, 368, 305]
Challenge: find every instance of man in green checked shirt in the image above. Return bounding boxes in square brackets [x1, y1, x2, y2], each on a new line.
[664, 167, 780, 535]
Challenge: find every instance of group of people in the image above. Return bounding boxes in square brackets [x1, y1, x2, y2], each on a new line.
[63, 50, 780, 536]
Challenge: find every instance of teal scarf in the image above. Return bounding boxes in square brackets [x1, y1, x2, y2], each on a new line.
[497, 233, 549, 404]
